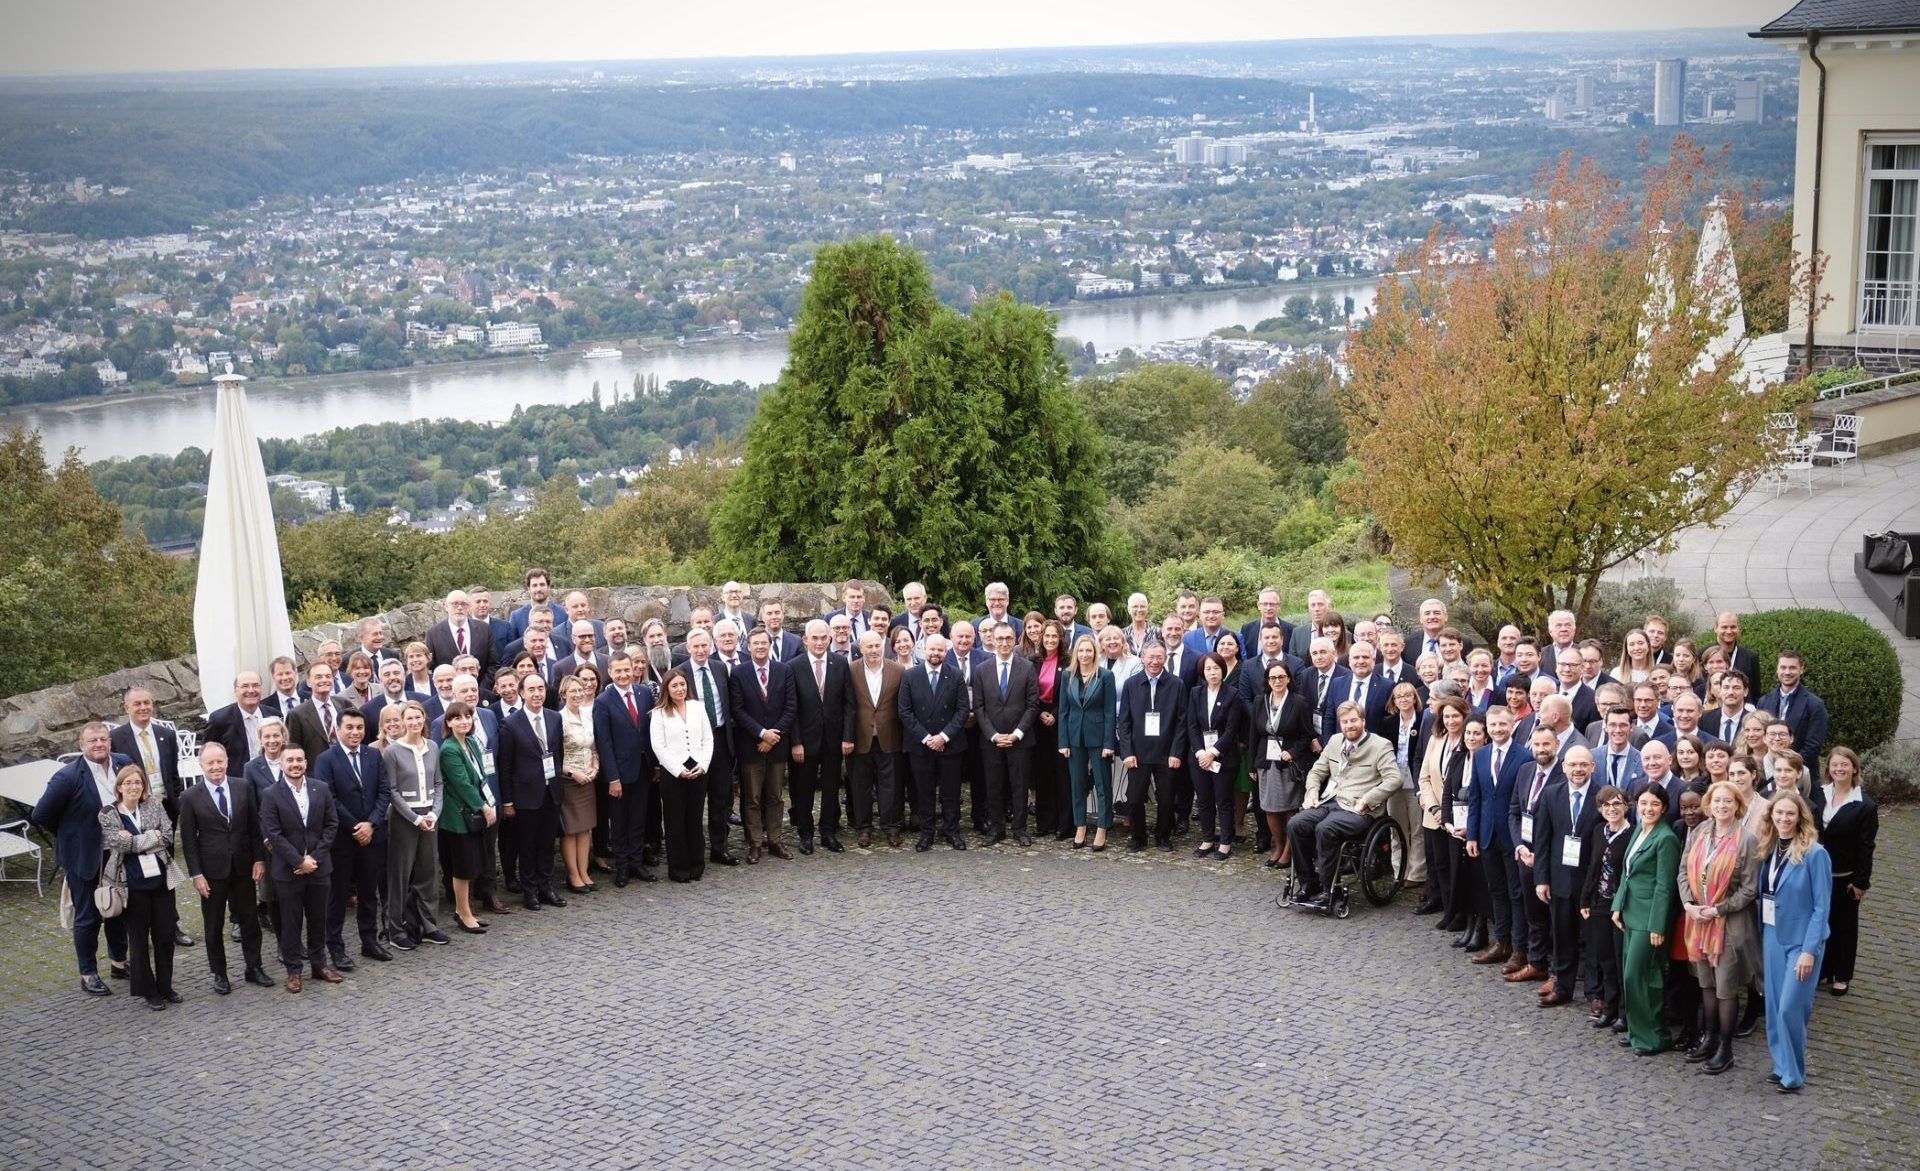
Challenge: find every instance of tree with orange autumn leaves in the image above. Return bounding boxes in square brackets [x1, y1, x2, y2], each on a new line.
[1342, 142, 1793, 631]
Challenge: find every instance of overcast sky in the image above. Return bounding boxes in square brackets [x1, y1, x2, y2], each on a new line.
[4, 0, 1791, 75]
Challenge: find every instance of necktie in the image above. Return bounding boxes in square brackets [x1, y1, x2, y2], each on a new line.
[814, 658, 826, 694]
[757, 665, 768, 696]
[139, 728, 158, 775]
[456, 624, 467, 655]
[530, 710, 547, 751]
[1610, 754, 1623, 783]
[1571, 787, 1584, 824]
[320, 702, 335, 742]
[929, 668, 940, 691]
[1317, 675, 1330, 710]
[348, 750, 362, 788]
[1779, 691, 1790, 722]
[999, 660, 1009, 697]
[215, 785, 229, 820]
[1350, 679, 1364, 707]
[1427, 637, 1438, 656]
[625, 689, 639, 727]
[700, 668, 719, 726]
[1493, 745, 1504, 777]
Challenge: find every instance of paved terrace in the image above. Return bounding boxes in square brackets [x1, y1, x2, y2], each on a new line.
[1, 817, 1915, 1170]
[1630, 446, 1920, 744]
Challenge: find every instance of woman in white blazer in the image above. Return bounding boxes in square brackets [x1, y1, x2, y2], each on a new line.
[649, 672, 714, 884]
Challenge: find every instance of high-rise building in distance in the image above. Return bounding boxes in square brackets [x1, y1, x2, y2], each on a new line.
[1574, 74, 1594, 113]
[1733, 78, 1766, 123]
[1174, 133, 1212, 164]
[1653, 58, 1687, 126]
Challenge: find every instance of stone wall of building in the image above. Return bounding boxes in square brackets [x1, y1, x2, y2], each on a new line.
[0, 581, 884, 767]
[1789, 343, 1919, 378]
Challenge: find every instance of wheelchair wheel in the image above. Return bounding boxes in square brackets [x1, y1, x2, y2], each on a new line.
[1333, 889, 1352, 919]
[1277, 869, 1295, 908]
[1359, 818, 1407, 906]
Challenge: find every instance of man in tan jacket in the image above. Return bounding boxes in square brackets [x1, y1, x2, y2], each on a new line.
[1290, 702, 1403, 912]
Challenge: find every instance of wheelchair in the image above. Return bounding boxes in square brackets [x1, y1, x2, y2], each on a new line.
[1275, 812, 1408, 919]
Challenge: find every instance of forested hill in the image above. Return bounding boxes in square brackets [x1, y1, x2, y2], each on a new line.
[0, 73, 1335, 237]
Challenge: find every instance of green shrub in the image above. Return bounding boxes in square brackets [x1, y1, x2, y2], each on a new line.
[1586, 577, 1699, 651]
[1737, 608, 1901, 752]
[290, 590, 354, 630]
[1139, 523, 1386, 621]
[1860, 742, 1920, 805]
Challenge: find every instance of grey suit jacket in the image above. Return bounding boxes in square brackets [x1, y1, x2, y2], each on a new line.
[381, 740, 444, 825]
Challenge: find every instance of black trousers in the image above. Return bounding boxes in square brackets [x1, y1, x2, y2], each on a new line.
[1587, 912, 1623, 1014]
[706, 731, 736, 857]
[124, 885, 177, 999]
[275, 873, 330, 975]
[790, 748, 843, 837]
[963, 740, 988, 832]
[498, 806, 521, 887]
[1822, 875, 1861, 983]
[326, 835, 385, 958]
[1287, 803, 1371, 890]
[1480, 839, 1516, 946]
[1125, 761, 1176, 847]
[1425, 826, 1456, 917]
[1514, 852, 1549, 963]
[592, 774, 612, 860]
[848, 744, 900, 831]
[660, 771, 705, 881]
[1032, 721, 1064, 834]
[200, 870, 263, 976]
[474, 818, 501, 902]
[609, 772, 651, 873]
[983, 744, 1031, 835]
[1547, 894, 1584, 992]
[909, 752, 962, 838]
[516, 802, 559, 894]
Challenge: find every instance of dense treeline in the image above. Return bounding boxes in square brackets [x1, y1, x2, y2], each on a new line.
[0, 74, 1328, 234]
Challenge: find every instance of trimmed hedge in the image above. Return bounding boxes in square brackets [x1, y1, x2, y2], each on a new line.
[1737, 608, 1902, 753]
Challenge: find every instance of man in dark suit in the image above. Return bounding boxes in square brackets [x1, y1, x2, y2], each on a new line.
[205, 664, 270, 767]
[1537, 609, 1579, 679]
[1341, 642, 1397, 741]
[1593, 710, 1648, 795]
[1299, 637, 1353, 747]
[311, 709, 392, 970]
[499, 673, 567, 909]
[898, 634, 970, 851]
[757, 599, 805, 663]
[351, 617, 403, 673]
[1373, 629, 1423, 696]
[593, 652, 656, 886]
[471, 587, 516, 656]
[846, 630, 906, 848]
[178, 741, 274, 993]
[1710, 611, 1762, 695]
[1626, 683, 1678, 751]
[559, 591, 606, 648]
[554, 621, 612, 692]
[1466, 706, 1528, 967]
[1551, 653, 1601, 734]
[1530, 745, 1601, 1007]
[1629, 740, 1688, 830]
[973, 622, 1040, 846]
[361, 658, 415, 732]
[509, 566, 570, 640]
[263, 657, 304, 719]
[31, 723, 134, 996]
[1755, 649, 1829, 782]
[426, 588, 496, 679]
[1414, 598, 1475, 661]
[789, 620, 855, 854]
[1117, 643, 1188, 853]
[887, 580, 929, 642]
[826, 579, 878, 645]
[948, 621, 989, 835]
[676, 629, 737, 866]
[286, 661, 355, 767]
[1160, 614, 1200, 687]
[112, 687, 183, 818]
[257, 746, 341, 992]
[1240, 587, 1296, 667]
[1052, 593, 1093, 647]
[1504, 725, 1565, 984]
[729, 627, 797, 863]
[1698, 670, 1757, 742]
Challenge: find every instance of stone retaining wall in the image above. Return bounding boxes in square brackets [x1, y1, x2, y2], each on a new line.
[0, 581, 883, 766]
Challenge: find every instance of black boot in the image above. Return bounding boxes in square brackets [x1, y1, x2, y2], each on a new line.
[1461, 919, 1489, 952]
[1734, 990, 1763, 1038]
[1684, 1019, 1718, 1063]
[1702, 1029, 1734, 1074]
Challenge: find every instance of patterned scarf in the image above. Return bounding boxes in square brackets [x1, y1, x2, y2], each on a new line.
[1683, 824, 1742, 964]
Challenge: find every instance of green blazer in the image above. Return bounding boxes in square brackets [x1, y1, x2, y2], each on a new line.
[438, 736, 490, 835]
[1611, 820, 1679, 933]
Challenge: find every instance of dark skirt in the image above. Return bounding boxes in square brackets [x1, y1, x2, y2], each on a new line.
[445, 827, 484, 881]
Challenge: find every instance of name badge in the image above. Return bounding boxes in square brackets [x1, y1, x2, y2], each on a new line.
[1266, 738, 1282, 760]
[1560, 835, 1582, 868]
[542, 756, 557, 780]
[1520, 813, 1535, 844]
[137, 853, 162, 879]
[1203, 731, 1219, 750]
[1144, 711, 1162, 738]
[1452, 802, 1470, 827]
[1761, 896, 1776, 927]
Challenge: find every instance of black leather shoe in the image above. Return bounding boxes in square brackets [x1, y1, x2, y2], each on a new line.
[1127, 842, 1145, 853]
[1014, 832, 1033, 847]
[1611, 1018, 1629, 1034]
[946, 833, 967, 851]
[361, 943, 392, 962]
[614, 871, 629, 888]
[798, 835, 816, 856]
[538, 891, 567, 907]
[457, 920, 488, 935]
[164, 990, 183, 1004]
[914, 834, 934, 853]
[332, 954, 356, 973]
[1412, 900, 1442, 915]
[81, 974, 111, 996]
[635, 868, 658, 883]
[504, 879, 522, 894]
[421, 930, 451, 945]
[244, 967, 276, 988]
[212, 975, 232, 995]
[108, 964, 128, 981]
[146, 996, 167, 1011]
[174, 928, 196, 947]
[567, 882, 593, 895]
[522, 895, 542, 910]
[983, 833, 1005, 848]
[712, 853, 740, 866]
[821, 834, 845, 853]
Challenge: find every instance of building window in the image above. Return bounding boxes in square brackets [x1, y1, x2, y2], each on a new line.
[1861, 140, 1920, 331]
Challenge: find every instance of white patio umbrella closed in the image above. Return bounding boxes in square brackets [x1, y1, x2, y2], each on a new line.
[194, 371, 294, 713]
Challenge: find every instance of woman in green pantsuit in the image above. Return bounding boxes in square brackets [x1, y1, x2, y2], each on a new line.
[1613, 785, 1681, 1055]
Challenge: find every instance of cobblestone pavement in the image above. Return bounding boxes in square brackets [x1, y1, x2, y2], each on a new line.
[2, 810, 1914, 1171]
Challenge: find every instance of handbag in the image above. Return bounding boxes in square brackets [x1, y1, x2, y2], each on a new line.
[94, 875, 126, 919]
[463, 808, 487, 833]
[1866, 531, 1913, 574]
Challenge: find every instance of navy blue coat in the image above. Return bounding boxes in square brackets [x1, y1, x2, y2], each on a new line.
[311, 743, 390, 843]
[728, 656, 798, 755]
[32, 753, 134, 882]
[1299, 665, 1352, 745]
[593, 683, 655, 787]
[898, 662, 969, 756]
[498, 706, 565, 810]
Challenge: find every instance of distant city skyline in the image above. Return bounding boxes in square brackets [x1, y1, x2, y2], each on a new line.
[9, 0, 1788, 77]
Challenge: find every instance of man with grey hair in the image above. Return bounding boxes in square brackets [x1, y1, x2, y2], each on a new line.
[717, 582, 752, 638]
[676, 628, 737, 866]
[33, 721, 136, 996]
[899, 633, 969, 851]
[355, 616, 399, 669]
[847, 629, 906, 847]
[428, 588, 495, 677]
[1289, 590, 1332, 659]
[973, 581, 1013, 639]
[1530, 743, 1599, 1006]
[790, 619, 855, 854]
[890, 581, 929, 640]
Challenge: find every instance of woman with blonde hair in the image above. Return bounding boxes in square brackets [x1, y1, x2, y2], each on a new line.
[1755, 790, 1831, 1093]
[1679, 779, 1761, 1075]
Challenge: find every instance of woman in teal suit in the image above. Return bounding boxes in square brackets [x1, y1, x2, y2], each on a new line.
[1057, 634, 1116, 851]
[1757, 790, 1831, 1093]
[1612, 784, 1680, 1055]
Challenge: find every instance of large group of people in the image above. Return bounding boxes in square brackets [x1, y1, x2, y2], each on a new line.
[29, 571, 1879, 1094]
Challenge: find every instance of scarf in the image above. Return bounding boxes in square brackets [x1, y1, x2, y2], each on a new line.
[1683, 824, 1743, 964]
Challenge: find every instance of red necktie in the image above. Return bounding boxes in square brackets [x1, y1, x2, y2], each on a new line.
[456, 624, 467, 655]
[624, 689, 639, 727]
[758, 666, 769, 696]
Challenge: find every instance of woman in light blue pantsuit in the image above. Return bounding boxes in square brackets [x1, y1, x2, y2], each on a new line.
[1757, 790, 1831, 1094]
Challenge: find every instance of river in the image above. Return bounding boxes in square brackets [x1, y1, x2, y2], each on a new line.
[15, 279, 1377, 461]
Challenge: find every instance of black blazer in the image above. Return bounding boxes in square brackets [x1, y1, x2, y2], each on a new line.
[1117, 670, 1188, 765]
[202, 702, 267, 772]
[111, 721, 183, 815]
[177, 777, 258, 882]
[898, 662, 969, 756]
[1299, 665, 1352, 744]
[498, 706, 565, 810]
[1579, 821, 1635, 912]
[1530, 781, 1604, 897]
[972, 655, 1039, 747]
[1185, 680, 1247, 763]
[1249, 690, 1315, 769]
[1818, 792, 1878, 890]
[258, 779, 339, 882]
[312, 744, 390, 843]
[1239, 618, 1296, 662]
[285, 696, 356, 766]
[426, 618, 496, 677]
[790, 653, 856, 754]
[728, 657, 797, 755]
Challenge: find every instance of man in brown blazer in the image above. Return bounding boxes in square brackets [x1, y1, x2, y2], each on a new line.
[286, 661, 356, 766]
[847, 630, 907, 847]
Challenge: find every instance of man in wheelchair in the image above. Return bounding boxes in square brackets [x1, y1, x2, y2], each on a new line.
[1289, 701, 1402, 914]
